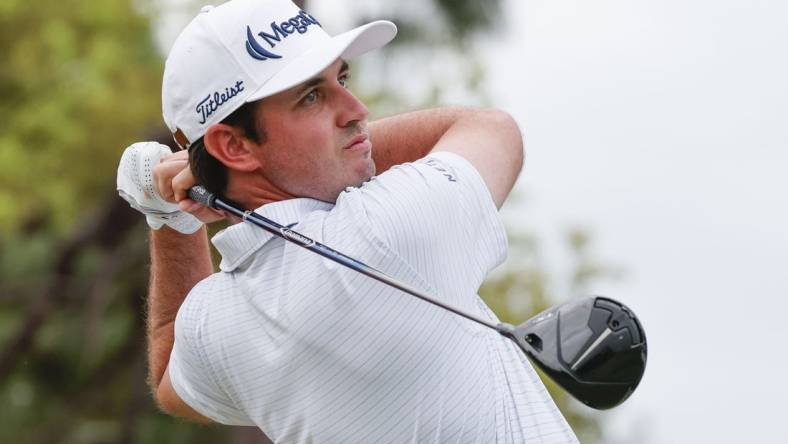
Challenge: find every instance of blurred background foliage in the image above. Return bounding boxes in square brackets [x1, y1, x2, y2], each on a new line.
[0, 0, 163, 238]
[0, 0, 619, 442]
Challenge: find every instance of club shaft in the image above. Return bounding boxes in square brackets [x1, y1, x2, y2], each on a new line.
[191, 186, 502, 332]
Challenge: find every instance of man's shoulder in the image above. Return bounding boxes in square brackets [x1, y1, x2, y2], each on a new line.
[368, 153, 470, 189]
[191, 271, 231, 294]
[178, 272, 234, 318]
[334, 153, 472, 215]
[331, 152, 494, 239]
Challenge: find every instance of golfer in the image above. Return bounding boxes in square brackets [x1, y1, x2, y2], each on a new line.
[117, 0, 579, 442]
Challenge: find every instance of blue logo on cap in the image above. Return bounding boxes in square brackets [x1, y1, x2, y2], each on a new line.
[245, 10, 321, 61]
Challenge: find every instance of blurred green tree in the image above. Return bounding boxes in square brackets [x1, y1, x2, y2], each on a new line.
[0, 0, 616, 443]
[0, 0, 163, 238]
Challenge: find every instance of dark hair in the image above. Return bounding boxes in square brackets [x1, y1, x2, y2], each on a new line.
[188, 101, 265, 195]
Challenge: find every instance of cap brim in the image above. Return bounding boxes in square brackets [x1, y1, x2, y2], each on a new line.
[246, 20, 396, 102]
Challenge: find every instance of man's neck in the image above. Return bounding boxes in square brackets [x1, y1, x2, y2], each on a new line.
[224, 170, 294, 210]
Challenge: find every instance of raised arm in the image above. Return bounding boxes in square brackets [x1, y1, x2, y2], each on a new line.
[148, 227, 213, 422]
[146, 150, 219, 422]
[370, 107, 468, 173]
[429, 109, 523, 208]
[369, 107, 524, 207]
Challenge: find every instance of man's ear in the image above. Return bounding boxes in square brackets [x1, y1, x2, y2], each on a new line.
[203, 124, 261, 172]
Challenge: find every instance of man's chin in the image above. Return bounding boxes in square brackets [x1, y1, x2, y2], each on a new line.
[358, 168, 375, 187]
[331, 173, 373, 200]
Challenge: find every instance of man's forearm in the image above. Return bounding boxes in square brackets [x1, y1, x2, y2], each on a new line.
[369, 107, 472, 173]
[147, 226, 213, 392]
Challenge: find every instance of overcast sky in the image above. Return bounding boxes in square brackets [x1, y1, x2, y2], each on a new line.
[156, 1, 787, 442]
[481, 1, 788, 442]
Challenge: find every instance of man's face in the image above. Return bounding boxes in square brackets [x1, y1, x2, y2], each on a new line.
[251, 59, 373, 202]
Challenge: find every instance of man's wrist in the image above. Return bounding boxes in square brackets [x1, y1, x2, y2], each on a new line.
[146, 212, 203, 234]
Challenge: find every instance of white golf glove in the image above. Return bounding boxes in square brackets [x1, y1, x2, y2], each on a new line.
[117, 142, 203, 234]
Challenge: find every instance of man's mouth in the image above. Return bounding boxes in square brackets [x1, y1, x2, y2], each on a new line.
[343, 133, 370, 151]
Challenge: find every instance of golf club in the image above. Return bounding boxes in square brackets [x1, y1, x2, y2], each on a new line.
[188, 185, 647, 410]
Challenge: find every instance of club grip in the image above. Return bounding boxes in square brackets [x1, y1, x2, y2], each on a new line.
[188, 185, 216, 208]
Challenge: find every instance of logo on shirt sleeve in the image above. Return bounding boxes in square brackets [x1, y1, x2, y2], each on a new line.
[424, 158, 457, 182]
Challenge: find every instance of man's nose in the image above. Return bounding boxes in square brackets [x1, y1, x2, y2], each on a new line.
[335, 86, 368, 128]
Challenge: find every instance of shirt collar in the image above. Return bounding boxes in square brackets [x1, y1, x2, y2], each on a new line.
[211, 198, 334, 272]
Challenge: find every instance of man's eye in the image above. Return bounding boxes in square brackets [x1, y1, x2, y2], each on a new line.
[303, 90, 318, 104]
[338, 74, 350, 88]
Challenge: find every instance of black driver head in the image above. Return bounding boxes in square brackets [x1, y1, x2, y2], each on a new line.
[508, 296, 647, 410]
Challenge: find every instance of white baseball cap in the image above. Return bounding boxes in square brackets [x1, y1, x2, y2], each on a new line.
[162, 0, 397, 149]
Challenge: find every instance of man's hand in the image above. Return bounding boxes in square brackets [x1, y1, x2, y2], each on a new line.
[152, 149, 225, 224]
[117, 142, 207, 233]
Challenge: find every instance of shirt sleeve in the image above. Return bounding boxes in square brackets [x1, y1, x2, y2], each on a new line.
[352, 151, 508, 289]
[167, 282, 254, 426]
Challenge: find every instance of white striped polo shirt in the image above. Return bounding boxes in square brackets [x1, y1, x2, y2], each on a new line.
[168, 152, 579, 443]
